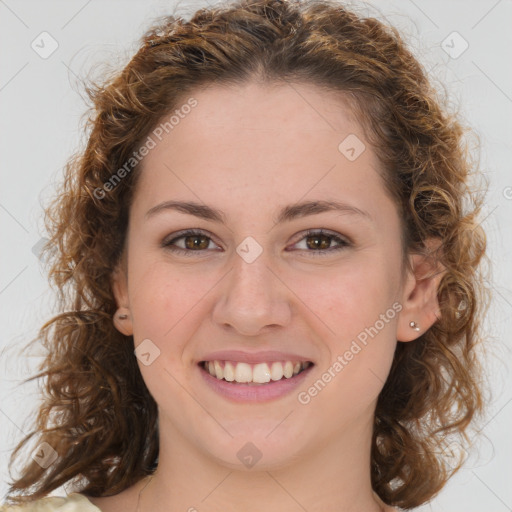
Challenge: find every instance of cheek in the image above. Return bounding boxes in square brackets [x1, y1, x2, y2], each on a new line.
[291, 256, 399, 403]
[128, 258, 203, 343]
[128, 263, 210, 398]
[292, 254, 400, 341]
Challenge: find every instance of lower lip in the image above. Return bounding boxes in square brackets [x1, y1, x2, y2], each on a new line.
[198, 363, 314, 403]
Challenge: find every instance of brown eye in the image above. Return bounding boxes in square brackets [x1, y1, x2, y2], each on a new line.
[183, 234, 210, 250]
[305, 233, 333, 250]
[290, 229, 351, 256]
[162, 229, 219, 256]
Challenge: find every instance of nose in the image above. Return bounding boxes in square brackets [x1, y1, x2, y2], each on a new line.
[211, 247, 292, 336]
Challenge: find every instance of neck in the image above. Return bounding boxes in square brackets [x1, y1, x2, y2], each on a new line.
[140, 411, 386, 512]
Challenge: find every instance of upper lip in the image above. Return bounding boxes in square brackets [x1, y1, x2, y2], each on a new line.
[199, 350, 314, 365]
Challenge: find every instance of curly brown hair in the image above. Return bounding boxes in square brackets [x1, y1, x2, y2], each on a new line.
[4, 0, 489, 508]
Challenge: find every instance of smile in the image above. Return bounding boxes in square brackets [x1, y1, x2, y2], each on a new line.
[200, 360, 312, 385]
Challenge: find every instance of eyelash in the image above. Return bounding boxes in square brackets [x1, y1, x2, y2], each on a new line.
[162, 228, 351, 257]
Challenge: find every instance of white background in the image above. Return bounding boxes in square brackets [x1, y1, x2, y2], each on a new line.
[1, 0, 511, 510]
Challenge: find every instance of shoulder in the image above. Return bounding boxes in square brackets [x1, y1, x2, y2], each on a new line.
[0, 494, 101, 512]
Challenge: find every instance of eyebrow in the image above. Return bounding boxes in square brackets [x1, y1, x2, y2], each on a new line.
[145, 199, 373, 224]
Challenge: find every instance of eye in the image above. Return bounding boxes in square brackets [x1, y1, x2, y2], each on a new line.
[289, 229, 351, 256]
[162, 229, 221, 256]
[162, 228, 350, 257]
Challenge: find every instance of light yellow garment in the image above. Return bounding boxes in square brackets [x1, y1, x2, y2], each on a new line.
[0, 494, 101, 512]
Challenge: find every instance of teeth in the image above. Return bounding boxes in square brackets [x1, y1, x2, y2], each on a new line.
[203, 360, 311, 384]
[253, 363, 271, 383]
[270, 362, 283, 381]
[283, 361, 293, 378]
[235, 362, 252, 383]
[224, 361, 235, 382]
[214, 360, 223, 379]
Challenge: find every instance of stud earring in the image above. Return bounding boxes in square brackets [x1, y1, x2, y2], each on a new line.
[116, 308, 130, 320]
[409, 321, 420, 332]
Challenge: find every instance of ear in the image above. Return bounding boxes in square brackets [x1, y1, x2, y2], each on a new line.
[111, 259, 133, 336]
[397, 239, 445, 342]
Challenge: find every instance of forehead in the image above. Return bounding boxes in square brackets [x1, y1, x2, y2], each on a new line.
[169, 80, 362, 143]
[132, 80, 393, 223]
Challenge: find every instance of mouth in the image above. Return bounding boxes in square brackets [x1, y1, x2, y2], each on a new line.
[199, 360, 313, 385]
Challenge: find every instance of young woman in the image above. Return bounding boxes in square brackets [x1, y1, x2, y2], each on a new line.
[1, 0, 488, 510]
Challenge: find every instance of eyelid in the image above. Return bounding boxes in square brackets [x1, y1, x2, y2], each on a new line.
[289, 228, 351, 247]
[287, 228, 351, 255]
[162, 228, 221, 251]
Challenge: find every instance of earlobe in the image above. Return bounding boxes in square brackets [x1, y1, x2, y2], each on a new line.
[111, 264, 133, 336]
[397, 241, 445, 342]
[113, 306, 133, 336]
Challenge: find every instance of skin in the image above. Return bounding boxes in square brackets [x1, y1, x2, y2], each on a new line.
[88, 80, 442, 512]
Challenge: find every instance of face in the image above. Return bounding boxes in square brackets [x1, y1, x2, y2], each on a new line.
[112, 81, 425, 471]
